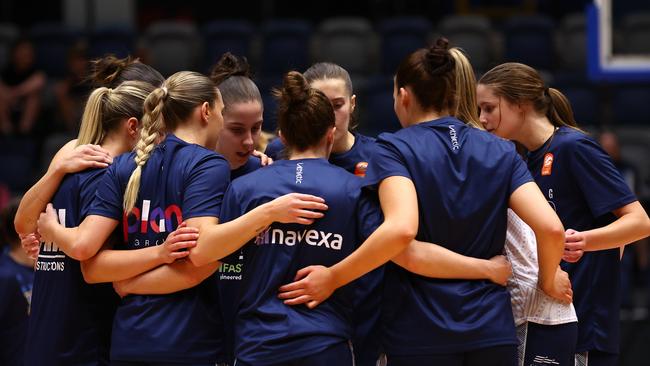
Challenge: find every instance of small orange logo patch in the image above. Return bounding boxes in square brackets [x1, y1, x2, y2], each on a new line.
[541, 153, 554, 176]
[354, 162, 369, 177]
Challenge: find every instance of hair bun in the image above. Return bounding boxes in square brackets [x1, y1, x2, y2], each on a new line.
[89, 55, 138, 87]
[210, 52, 252, 84]
[281, 71, 310, 104]
[424, 37, 454, 75]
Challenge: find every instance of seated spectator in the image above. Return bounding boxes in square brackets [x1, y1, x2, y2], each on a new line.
[54, 42, 92, 134]
[0, 38, 46, 137]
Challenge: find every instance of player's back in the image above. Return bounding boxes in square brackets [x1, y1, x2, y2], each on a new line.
[223, 158, 381, 364]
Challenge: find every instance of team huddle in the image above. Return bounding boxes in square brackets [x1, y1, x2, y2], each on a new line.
[12, 37, 650, 366]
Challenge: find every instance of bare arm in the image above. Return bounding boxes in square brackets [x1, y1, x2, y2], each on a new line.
[566, 201, 650, 253]
[189, 193, 328, 267]
[114, 259, 219, 296]
[13, 71, 46, 97]
[112, 217, 220, 295]
[509, 182, 570, 303]
[14, 140, 111, 236]
[392, 240, 511, 285]
[279, 176, 418, 308]
[81, 223, 199, 283]
[37, 207, 118, 261]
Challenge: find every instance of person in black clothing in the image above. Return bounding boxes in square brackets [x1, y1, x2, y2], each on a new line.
[0, 38, 46, 136]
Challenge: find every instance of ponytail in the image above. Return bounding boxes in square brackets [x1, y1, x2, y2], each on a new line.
[77, 81, 156, 148]
[122, 71, 216, 213]
[448, 47, 481, 129]
[123, 87, 167, 213]
[77, 87, 111, 145]
[547, 87, 579, 129]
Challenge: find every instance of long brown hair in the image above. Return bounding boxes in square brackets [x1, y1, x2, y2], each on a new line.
[479, 62, 580, 129]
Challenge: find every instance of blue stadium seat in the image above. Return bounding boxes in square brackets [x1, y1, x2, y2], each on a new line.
[89, 27, 135, 59]
[611, 86, 650, 125]
[0, 23, 19, 70]
[0, 136, 37, 194]
[378, 16, 432, 75]
[313, 17, 378, 77]
[559, 85, 600, 126]
[259, 19, 312, 76]
[258, 76, 282, 133]
[358, 76, 401, 138]
[504, 15, 555, 71]
[202, 20, 254, 71]
[30, 23, 80, 78]
[0, 155, 34, 194]
[438, 15, 496, 72]
[144, 21, 201, 77]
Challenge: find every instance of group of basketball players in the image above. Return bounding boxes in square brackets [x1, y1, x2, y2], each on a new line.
[12, 36, 650, 366]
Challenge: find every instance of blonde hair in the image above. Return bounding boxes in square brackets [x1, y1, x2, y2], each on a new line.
[449, 47, 482, 129]
[76, 81, 156, 146]
[123, 71, 219, 213]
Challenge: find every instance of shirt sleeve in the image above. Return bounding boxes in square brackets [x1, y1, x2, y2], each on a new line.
[264, 138, 286, 161]
[356, 188, 384, 244]
[509, 150, 534, 195]
[88, 162, 125, 220]
[182, 154, 231, 219]
[364, 135, 412, 188]
[216, 183, 246, 264]
[79, 170, 106, 219]
[569, 136, 637, 218]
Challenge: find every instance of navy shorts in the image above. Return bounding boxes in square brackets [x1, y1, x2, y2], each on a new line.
[386, 345, 518, 366]
[517, 321, 578, 366]
[234, 341, 354, 366]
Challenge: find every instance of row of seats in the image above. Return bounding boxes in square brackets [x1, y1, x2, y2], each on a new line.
[1, 13, 650, 79]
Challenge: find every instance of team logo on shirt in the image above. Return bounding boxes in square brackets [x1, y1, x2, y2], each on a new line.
[36, 208, 67, 272]
[449, 125, 460, 151]
[541, 153, 554, 176]
[218, 250, 244, 280]
[255, 227, 343, 250]
[123, 199, 183, 242]
[354, 162, 368, 177]
[295, 162, 304, 184]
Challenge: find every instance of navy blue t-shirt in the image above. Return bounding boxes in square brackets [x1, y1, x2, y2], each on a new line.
[0, 248, 34, 306]
[527, 127, 636, 354]
[26, 168, 118, 366]
[0, 264, 29, 366]
[217, 156, 264, 364]
[266, 134, 383, 364]
[265, 132, 376, 177]
[220, 158, 382, 365]
[365, 117, 532, 355]
[231, 156, 262, 180]
[88, 134, 231, 364]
